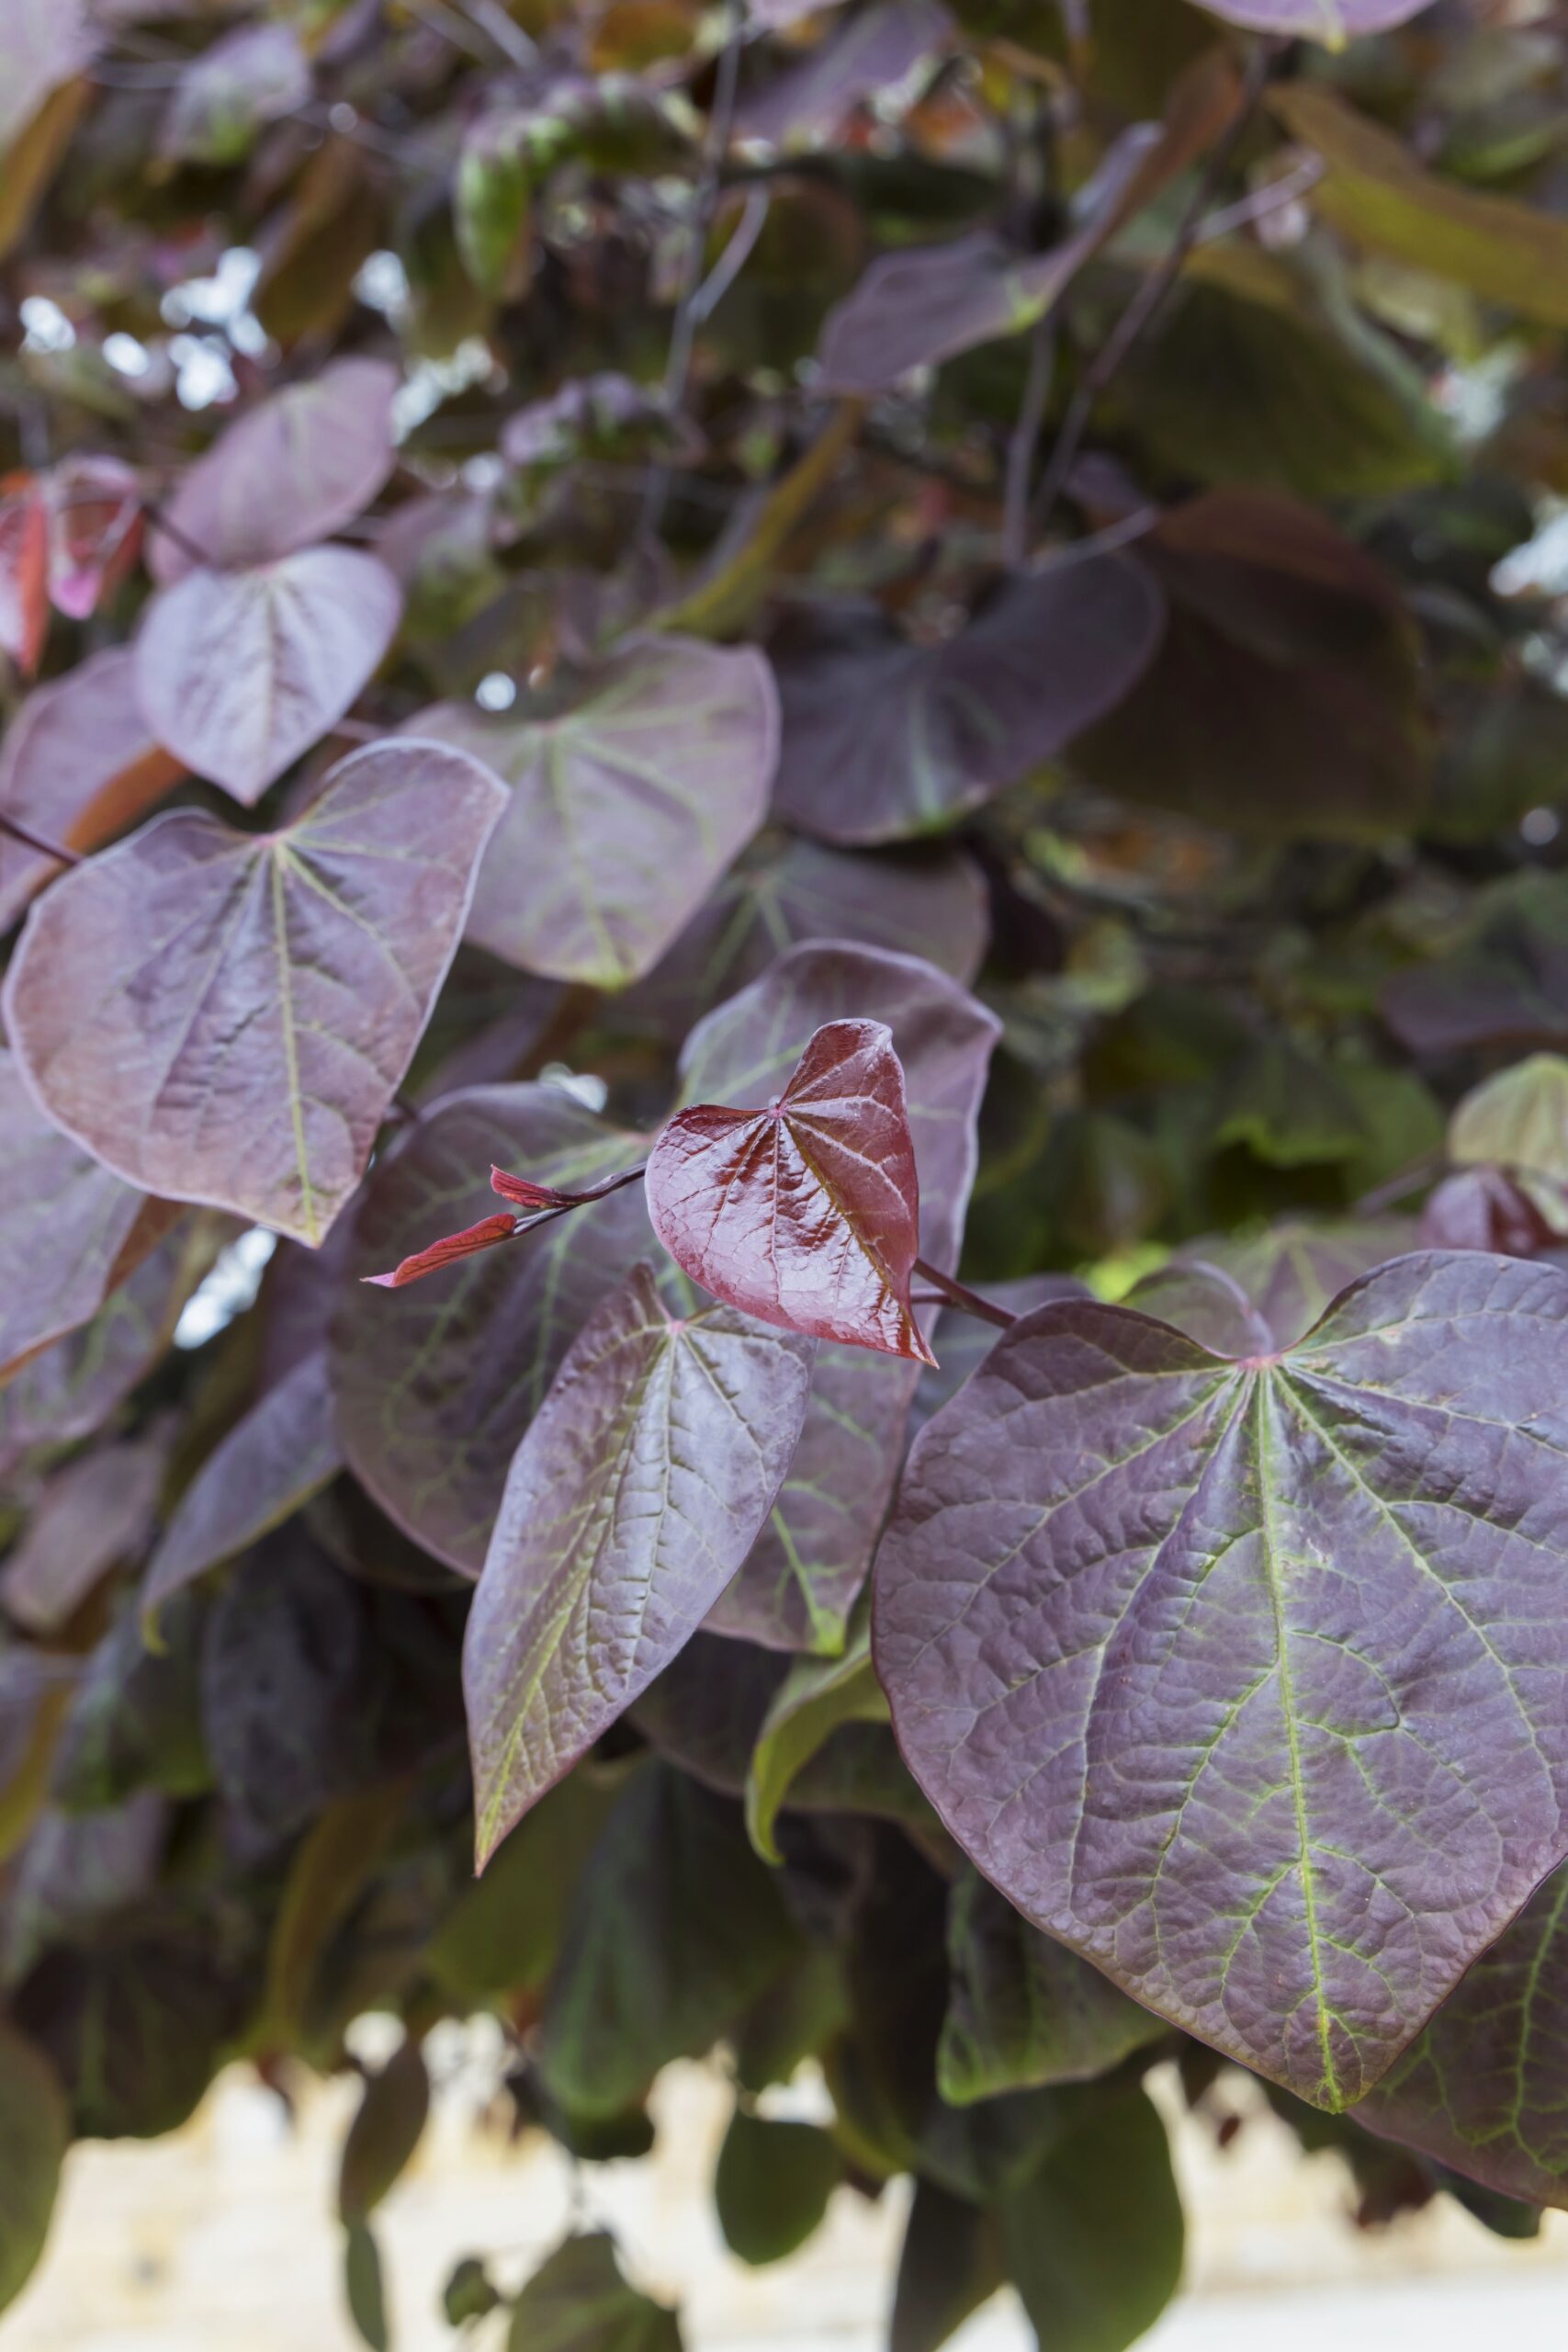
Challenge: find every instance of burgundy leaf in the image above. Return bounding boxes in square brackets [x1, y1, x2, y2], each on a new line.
[45, 455, 142, 618]
[0, 475, 49, 677]
[464, 1262, 815, 1863]
[490, 1169, 577, 1210]
[141, 1351, 342, 1633]
[411, 636, 777, 988]
[149, 358, 400, 585]
[364, 1213, 521, 1289]
[134, 548, 402, 805]
[737, 0, 952, 152]
[3, 741, 504, 1246]
[649, 1017, 935, 1365]
[908, 1275, 1089, 1443]
[771, 560, 1165, 845]
[875, 1252, 1568, 2109]
[1127, 1221, 1418, 1355]
[0, 649, 184, 932]
[333, 1086, 654, 1573]
[1, 1433, 168, 1637]
[0, 1048, 176, 1382]
[1420, 1169, 1562, 1258]
[688, 946, 998, 1650]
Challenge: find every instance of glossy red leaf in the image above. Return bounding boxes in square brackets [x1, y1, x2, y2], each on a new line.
[649, 1017, 935, 1365]
[0, 1048, 175, 1382]
[411, 635, 778, 987]
[134, 548, 402, 805]
[149, 358, 400, 586]
[141, 1351, 342, 1634]
[333, 1086, 654, 1572]
[0, 649, 183, 932]
[3, 741, 504, 1246]
[876, 1252, 1568, 2108]
[770, 560, 1165, 845]
[464, 1262, 815, 1862]
[363, 1213, 521, 1290]
[45, 455, 142, 619]
[0, 475, 49, 677]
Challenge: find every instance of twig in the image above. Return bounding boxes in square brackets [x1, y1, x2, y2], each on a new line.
[0, 809, 82, 868]
[642, 2, 747, 540]
[1194, 153, 1324, 247]
[1355, 1151, 1444, 1217]
[1032, 503, 1161, 571]
[690, 188, 771, 327]
[912, 1260, 1019, 1333]
[457, 0, 539, 68]
[141, 501, 214, 571]
[1003, 316, 1056, 570]
[1032, 40, 1275, 533]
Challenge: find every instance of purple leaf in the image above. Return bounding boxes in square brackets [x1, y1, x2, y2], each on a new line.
[332, 1086, 653, 1573]
[1198, 0, 1434, 35]
[874, 1252, 1568, 2109]
[158, 22, 312, 167]
[134, 548, 402, 806]
[649, 1017, 936, 1365]
[0, 1049, 176, 1382]
[771, 561, 1164, 845]
[141, 1352, 343, 1634]
[737, 0, 952, 152]
[0, 1432, 168, 1636]
[628, 835, 988, 1038]
[1144, 1219, 1421, 1352]
[1382, 876, 1568, 1057]
[0, 649, 183, 932]
[1357, 1860, 1568, 2208]
[464, 1263, 815, 1864]
[1419, 1169, 1562, 1259]
[149, 358, 400, 586]
[908, 1275, 1089, 1443]
[43, 455, 142, 620]
[411, 636, 778, 987]
[0, 0, 95, 154]
[3, 741, 505, 1247]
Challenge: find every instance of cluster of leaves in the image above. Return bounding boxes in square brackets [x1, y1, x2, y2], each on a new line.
[6, 0, 1568, 2345]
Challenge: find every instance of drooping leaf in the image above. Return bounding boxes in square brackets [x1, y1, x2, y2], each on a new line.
[537, 1764, 802, 2118]
[1356, 1858, 1568, 2209]
[939, 1868, 1164, 2105]
[0, 649, 183, 931]
[134, 549, 402, 805]
[141, 1352, 342, 1634]
[629, 835, 988, 1038]
[150, 361, 400, 586]
[649, 1018, 934, 1363]
[1071, 491, 1427, 839]
[51, 1593, 210, 1812]
[771, 559, 1165, 845]
[4, 741, 504, 1246]
[715, 2109, 840, 2265]
[890, 2178, 1004, 2352]
[744, 1609, 889, 1862]
[333, 1086, 653, 1572]
[999, 2086, 1184, 2352]
[875, 1252, 1568, 2108]
[465, 1263, 815, 1864]
[1273, 82, 1568, 328]
[411, 636, 778, 987]
[1450, 1055, 1568, 1187]
[503, 2235, 681, 2352]
[0, 2024, 67, 2315]
[343, 2222, 388, 2352]
[817, 65, 1241, 389]
[338, 2036, 431, 2223]
[159, 22, 312, 167]
[0, 1434, 167, 1636]
[425, 1768, 621, 2005]
[0, 0, 95, 156]
[264, 1781, 408, 2044]
[0, 1049, 176, 1381]
[1200, 0, 1434, 35]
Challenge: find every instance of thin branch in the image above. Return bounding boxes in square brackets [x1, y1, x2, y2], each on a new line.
[912, 1260, 1019, 1333]
[642, 2, 747, 539]
[457, 0, 539, 68]
[1194, 153, 1324, 247]
[1355, 1151, 1444, 1217]
[1032, 40, 1276, 533]
[1003, 316, 1056, 570]
[690, 188, 771, 326]
[0, 809, 82, 869]
[141, 501, 214, 571]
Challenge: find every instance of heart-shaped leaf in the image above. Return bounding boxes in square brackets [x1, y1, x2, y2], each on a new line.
[333, 1086, 653, 1572]
[150, 358, 399, 585]
[506, 2236, 680, 2352]
[649, 1017, 935, 1364]
[412, 635, 778, 987]
[4, 741, 504, 1246]
[875, 1252, 1568, 2108]
[1450, 1055, 1568, 1187]
[0, 1049, 175, 1381]
[1201, 0, 1433, 35]
[0, 648, 183, 931]
[135, 548, 402, 805]
[1357, 1859, 1568, 2208]
[1132, 1218, 1418, 1355]
[142, 1352, 342, 1635]
[771, 560, 1164, 845]
[465, 1261, 815, 1862]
